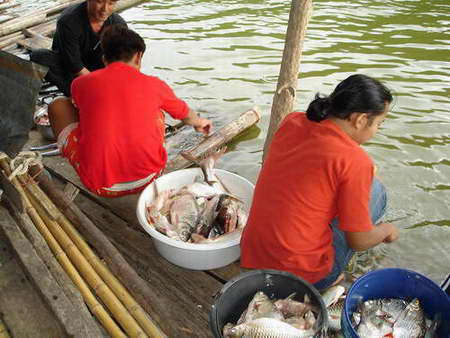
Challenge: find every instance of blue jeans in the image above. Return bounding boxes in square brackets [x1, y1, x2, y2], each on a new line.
[313, 178, 387, 291]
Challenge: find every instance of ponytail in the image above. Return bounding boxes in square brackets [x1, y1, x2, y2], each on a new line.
[306, 94, 331, 122]
[306, 74, 393, 123]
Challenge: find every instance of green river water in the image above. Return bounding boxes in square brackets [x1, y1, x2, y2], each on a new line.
[15, 0, 450, 284]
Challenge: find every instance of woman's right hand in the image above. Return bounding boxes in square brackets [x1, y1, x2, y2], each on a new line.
[382, 223, 400, 243]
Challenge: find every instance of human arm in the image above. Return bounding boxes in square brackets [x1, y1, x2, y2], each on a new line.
[345, 222, 399, 251]
[75, 67, 90, 77]
[182, 109, 212, 135]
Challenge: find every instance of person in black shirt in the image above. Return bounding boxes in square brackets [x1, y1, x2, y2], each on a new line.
[30, 0, 126, 96]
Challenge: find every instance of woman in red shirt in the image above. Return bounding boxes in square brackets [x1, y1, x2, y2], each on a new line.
[240, 74, 399, 290]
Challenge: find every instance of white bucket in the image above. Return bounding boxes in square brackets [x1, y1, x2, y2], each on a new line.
[136, 168, 255, 270]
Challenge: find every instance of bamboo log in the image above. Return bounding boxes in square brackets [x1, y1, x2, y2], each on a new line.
[0, 0, 144, 49]
[20, 171, 165, 338]
[164, 108, 261, 173]
[262, 0, 312, 160]
[0, 317, 10, 338]
[0, 0, 83, 37]
[27, 195, 148, 338]
[0, 15, 15, 25]
[29, 165, 167, 337]
[0, 159, 126, 338]
[0, 15, 56, 49]
[0, 13, 46, 37]
[0, 2, 19, 12]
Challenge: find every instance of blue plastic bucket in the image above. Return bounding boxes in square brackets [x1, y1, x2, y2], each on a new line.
[341, 268, 450, 338]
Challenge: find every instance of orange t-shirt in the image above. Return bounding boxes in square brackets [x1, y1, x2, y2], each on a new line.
[240, 112, 375, 283]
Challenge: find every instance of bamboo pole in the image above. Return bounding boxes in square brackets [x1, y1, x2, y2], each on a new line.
[0, 317, 10, 338]
[0, 0, 144, 49]
[0, 0, 83, 37]
[20, 170, 165, 338]
[0, 158, 126, 338]
[164, 108, 261, 173]
[27, 194, 148, 338]
[0, 2, 19, 12]
[28, 165, 167, 335]
[262, 0, 312, 161]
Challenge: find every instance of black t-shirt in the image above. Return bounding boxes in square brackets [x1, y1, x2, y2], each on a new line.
[52, 1, 127, 74]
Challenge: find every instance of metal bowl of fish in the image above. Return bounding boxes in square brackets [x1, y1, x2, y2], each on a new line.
[136, 167, 254, 270]
[209, 269, 328, 338]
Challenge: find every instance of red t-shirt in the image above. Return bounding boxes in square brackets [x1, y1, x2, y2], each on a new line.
[71, 62, 189, 191]
[240, 112, 375, 283]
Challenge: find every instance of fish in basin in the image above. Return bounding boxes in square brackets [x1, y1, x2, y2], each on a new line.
[145, 148, 248, 243]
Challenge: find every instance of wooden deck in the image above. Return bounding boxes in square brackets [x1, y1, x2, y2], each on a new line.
[26, 130, 245, 337]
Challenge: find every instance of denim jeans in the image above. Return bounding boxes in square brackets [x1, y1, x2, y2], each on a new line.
[313, 178, 387, 291]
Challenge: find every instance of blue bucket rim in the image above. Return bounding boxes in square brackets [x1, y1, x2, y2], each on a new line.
[343, 267, 449, 335]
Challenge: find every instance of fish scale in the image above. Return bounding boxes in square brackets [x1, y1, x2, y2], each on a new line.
[231, 317, 315, 338]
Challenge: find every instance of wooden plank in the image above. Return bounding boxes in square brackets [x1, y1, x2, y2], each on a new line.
[0, 206, 103, 337]
[164, 108, 261, 173]
[0, 230, 64, 338]
[5, 200, 106, 337]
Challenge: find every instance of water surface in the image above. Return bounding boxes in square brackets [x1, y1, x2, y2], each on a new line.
[15, 0, 450, 283]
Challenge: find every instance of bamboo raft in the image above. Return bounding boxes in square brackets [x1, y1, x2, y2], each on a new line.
[0, 1, 262, 336]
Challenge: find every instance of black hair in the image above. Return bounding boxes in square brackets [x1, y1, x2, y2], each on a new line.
[306, 74, 393, 123]
[100, 25, 146, 63]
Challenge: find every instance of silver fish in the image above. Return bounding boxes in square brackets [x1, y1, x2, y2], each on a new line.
[327, 299, 344, 332]
[320, 285, 345, 308]
[236, 206, 248, 229]
[180, 182, 225, 198]
[241, 292, 283, 323]
[146, 204, 180, 240]
[199, 147, 228, 192]
[169, 193, 200, 241]
[273, 294, 316, 318]
[424, 312, 441, 338]
[228, 317, 315, 338]
[215, 195, 242, 233]
[195, 194, 221, 236]
[191, 229, 242, 244]
[392, 298, 425, 338]
[380, 298, 407, 324]
[356, 300, 384, 337]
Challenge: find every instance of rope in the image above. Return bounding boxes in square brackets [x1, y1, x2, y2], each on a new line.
[8, 151, 43, 181]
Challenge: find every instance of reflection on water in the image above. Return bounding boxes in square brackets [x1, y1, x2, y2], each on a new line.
[127, 0, 449, 283]
[16, 0, 449, 282]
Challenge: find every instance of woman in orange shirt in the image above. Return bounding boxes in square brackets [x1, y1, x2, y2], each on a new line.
[240, 74, 399, 290]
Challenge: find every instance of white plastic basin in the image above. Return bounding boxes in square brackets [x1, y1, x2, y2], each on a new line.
[136, 168, 255, 270]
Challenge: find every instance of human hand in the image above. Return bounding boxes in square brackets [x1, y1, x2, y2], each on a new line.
[382, 223, 399, 243]
[193, 117, 212, 135]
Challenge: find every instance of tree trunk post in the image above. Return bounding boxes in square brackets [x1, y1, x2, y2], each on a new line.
[262, 0, 312, 161]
